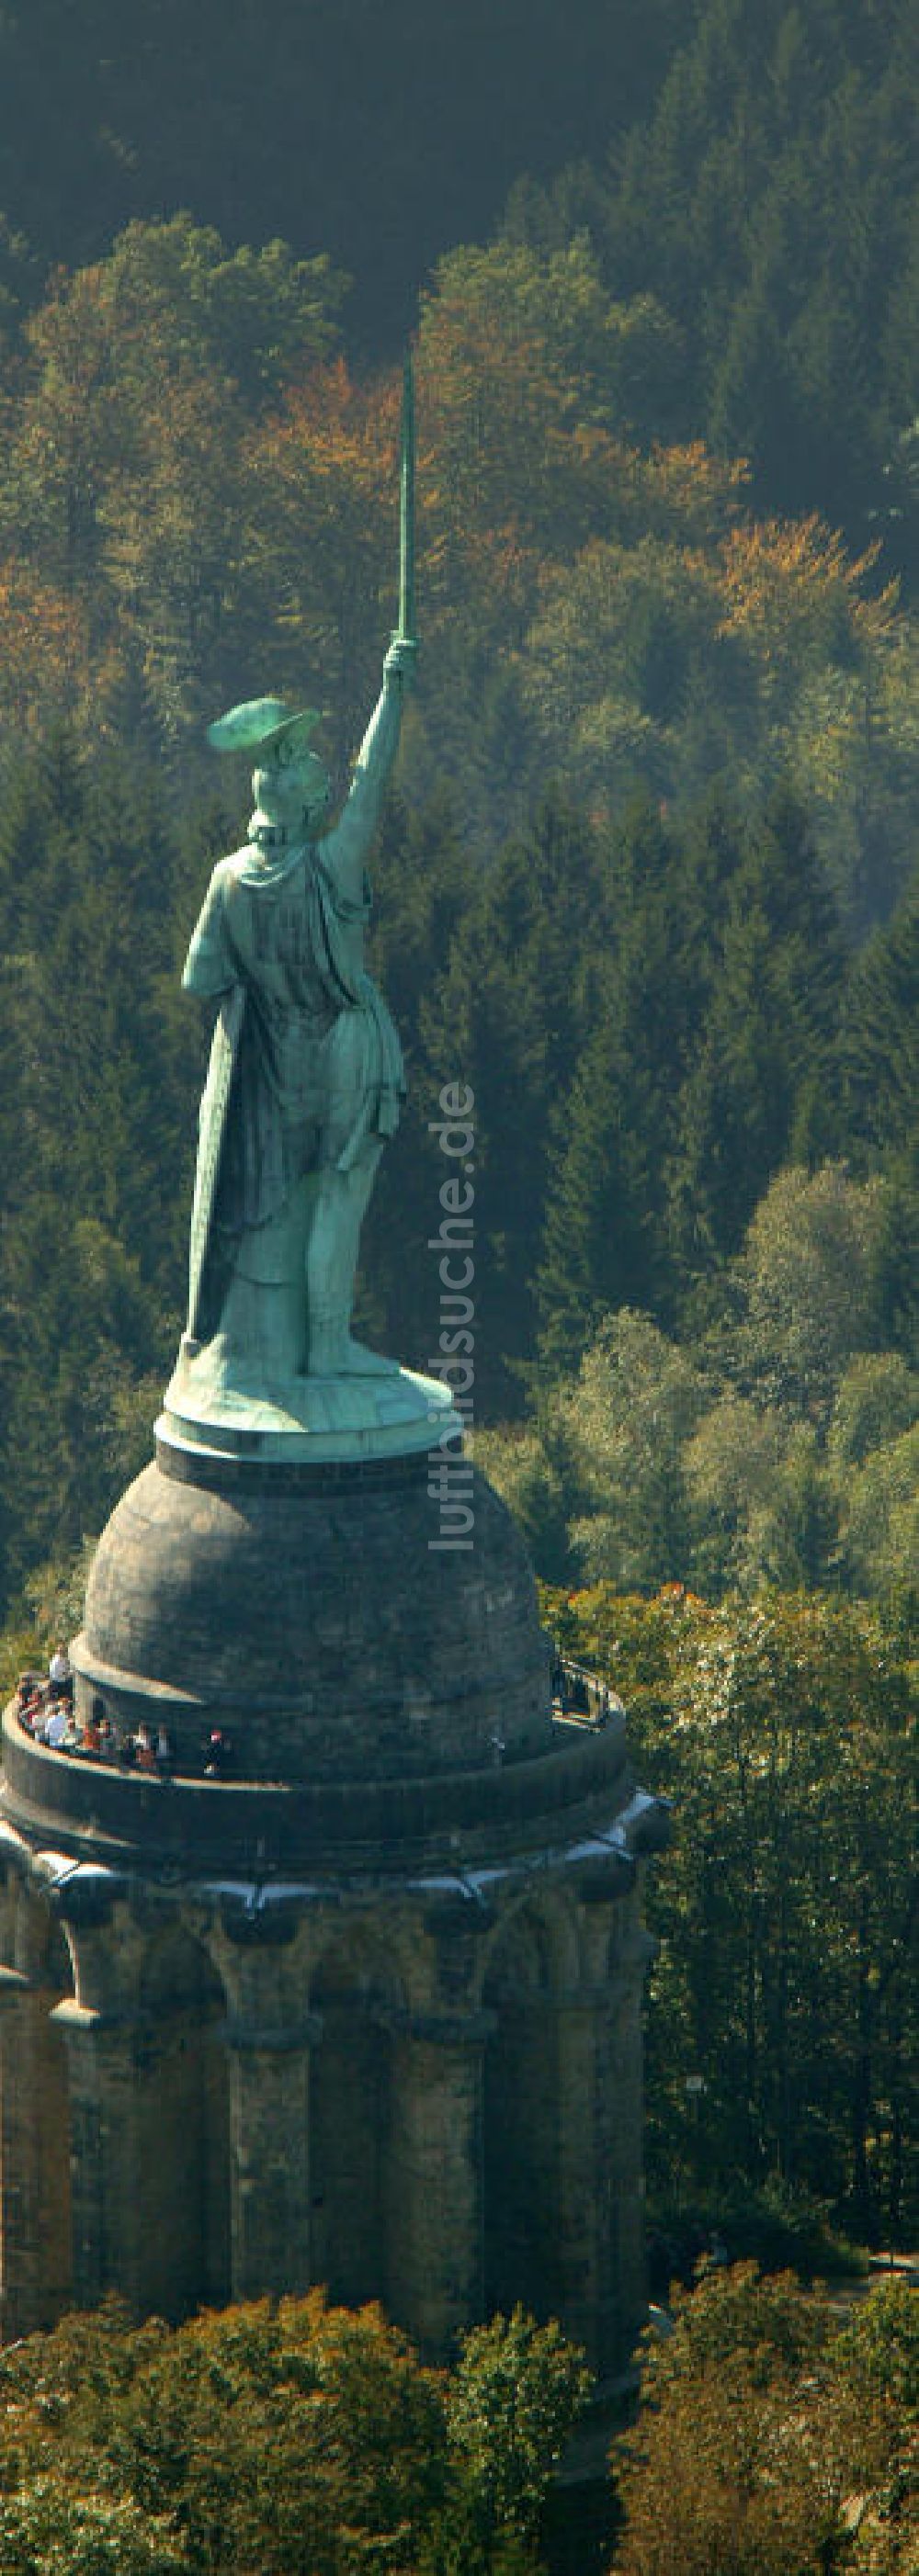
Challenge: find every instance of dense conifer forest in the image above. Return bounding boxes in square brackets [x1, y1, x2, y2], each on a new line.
[0, 6, 916, 2556]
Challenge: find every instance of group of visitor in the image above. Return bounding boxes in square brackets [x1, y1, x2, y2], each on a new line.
[13, 1655, 234, 1781]
[15, 1648, 76, 1746]
[15, 1665, 174, 1773]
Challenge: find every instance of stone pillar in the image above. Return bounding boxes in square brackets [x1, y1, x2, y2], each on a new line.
[0, 1967, 53, 2339]
[51, 2000, 145, 2313]
[555, 1988, 615, 2367]
[223, 2013, 322, 2303]
[385, 2009, 494, 2360]
[482, 1985, 561, 2326]
[0, 1968, 34, 2338]
[607, 1926, 656, 2359]
[555, 1922, 655, 2377]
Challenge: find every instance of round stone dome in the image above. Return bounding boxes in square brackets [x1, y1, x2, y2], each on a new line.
[71, 1443, 552, 1785]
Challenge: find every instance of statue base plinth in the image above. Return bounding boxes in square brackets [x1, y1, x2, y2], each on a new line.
[160, 1339, 460, 1465]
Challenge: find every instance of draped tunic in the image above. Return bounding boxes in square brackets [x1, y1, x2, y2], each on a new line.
[182, 834, 404, 1331]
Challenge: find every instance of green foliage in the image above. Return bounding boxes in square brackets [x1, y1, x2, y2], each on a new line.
[610, 2264, 919, 2576]
[98, 216, 345, 405]
[834, 2276, 919, 2417]
[0, 2294, 448, 2576]
[729, 1162, 888, 1424]
[0, 198, 917, 920]
[561, 1313, 706, 1591]
[538, 1586, 919, 2245]
[0, 2479, 186, 2576]
[0, 0, 675, 360]
[523, 0, 919, 552]
[0, 2295, 587, 2576]
[446, 2308, 591, 2552]
[0, 731, 214, 1613]
[475, 1425, 580, 1587]
[536, 798, 692, 1376]
[413, 788, 605, 1411]
[488, 1164, 918, 1601]
[611, 2265, 849, 2576]
[838, 1425, 919, 1601]
[645, 2175, 868, 2299]
[842, 889, 919, 1171]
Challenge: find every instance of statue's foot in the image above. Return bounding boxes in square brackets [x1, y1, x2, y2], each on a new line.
[308, 1335, 400, 1378]
[343, 1337, 400, 1376]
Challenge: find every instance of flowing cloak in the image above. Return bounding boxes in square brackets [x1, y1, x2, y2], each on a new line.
[182, 834, 404, 1340]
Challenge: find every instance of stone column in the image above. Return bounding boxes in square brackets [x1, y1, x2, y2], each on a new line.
[51, 1999, 145, 2313]
[606, 1927, 656, 2360]
[555, 1923, 655, 2377]
[554, 1987, 615, 2367]
[0, 1967, 45, 2339]
[385, 2009, 494, 2360]
[223, 2012, 322, 2303]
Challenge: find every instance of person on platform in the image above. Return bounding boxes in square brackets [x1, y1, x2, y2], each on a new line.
[203, 1726, 232, 1779]
[49, 1643, 72, 1700]
[15, 1677, 39, 1730]
[81, 1704, 102, 1757]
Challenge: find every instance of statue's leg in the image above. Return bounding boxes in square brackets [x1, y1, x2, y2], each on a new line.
[215, 1176, 312, 1381]
[305, 1148, 387, 1376]
[306, 1007, 400, 1377]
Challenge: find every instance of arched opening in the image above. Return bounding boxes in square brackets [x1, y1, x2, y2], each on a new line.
[482, 1901, 569, 2323]
[0, 1899, 74, 2339]
[135, 1929, 231, 2321]
[309, 1932, 403, 2311]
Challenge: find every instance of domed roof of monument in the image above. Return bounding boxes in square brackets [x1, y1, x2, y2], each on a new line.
[74, 1451, 552, 1790]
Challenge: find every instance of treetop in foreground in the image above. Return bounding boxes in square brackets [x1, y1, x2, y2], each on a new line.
[0, 2294, 589, 2576]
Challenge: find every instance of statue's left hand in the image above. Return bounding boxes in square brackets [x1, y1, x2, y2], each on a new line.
[384, 636, 419, 688]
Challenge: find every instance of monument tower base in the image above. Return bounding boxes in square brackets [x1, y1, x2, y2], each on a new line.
[0, 1380, 666, 2368]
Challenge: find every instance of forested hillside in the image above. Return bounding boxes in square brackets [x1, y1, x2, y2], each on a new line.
[0, 0, 680, 355]
[509, 0, 919, 561]
[1, 215, 917, 927]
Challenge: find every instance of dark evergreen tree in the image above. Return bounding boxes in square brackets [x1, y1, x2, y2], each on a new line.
[838, 880, 919, 1353]
[536, 999, 663, 1382]
[414, 790, 607, 1410]
[665, 785, 845, 1297]
[537, 797, 711, 1374]
[840, 880, 919, 1160]
[0, 733, 210, 1611]
[512, 0, 919, 561]
[0, 0, 677, 361]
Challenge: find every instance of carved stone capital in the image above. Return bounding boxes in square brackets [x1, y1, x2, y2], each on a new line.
[0, 1965, 32, 2008]
[49, 1999, 146, 2040]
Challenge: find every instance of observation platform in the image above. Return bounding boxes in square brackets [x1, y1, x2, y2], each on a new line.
[1, 1696, 668, 1888]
